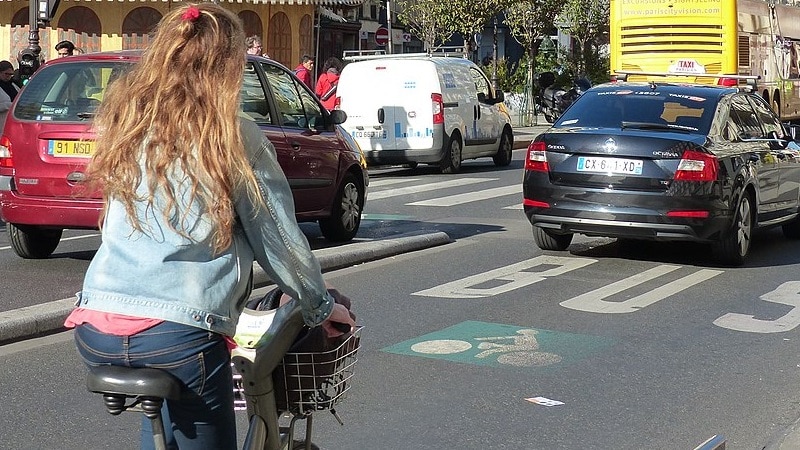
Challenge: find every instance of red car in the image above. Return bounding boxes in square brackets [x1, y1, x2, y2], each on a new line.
[0, 51, 368, 258]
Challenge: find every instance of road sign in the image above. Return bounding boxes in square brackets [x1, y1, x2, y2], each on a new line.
[375, 27, 389, 46]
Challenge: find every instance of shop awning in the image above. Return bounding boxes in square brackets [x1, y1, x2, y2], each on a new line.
[318, 6, 347, 22]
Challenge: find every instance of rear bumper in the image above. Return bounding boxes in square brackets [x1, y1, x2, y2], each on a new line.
[0, 178, 101, 228]
[363, 146, 447, 165]
[524, 206, 733, 242]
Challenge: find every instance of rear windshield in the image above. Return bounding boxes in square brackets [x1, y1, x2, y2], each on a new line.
[13, 61, 130, 121]
[555, 88, 717, 134]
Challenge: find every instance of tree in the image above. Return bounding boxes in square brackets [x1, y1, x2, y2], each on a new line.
[438, 0, 512, 56]
[396, 0, 455, 51]
[504, 0, 564, 124]
[557, 0, 610, 79]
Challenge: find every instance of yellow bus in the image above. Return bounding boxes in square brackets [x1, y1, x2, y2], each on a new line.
[610, 0, 800, 121]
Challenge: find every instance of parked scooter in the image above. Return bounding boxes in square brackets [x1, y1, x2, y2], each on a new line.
[536, 71, 591, 123]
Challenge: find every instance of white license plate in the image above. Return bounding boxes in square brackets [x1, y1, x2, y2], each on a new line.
[577, 156, 643, 175]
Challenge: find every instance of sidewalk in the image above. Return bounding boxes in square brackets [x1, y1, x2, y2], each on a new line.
[0, 231, 452, 345]
[512, 115, 551, 150]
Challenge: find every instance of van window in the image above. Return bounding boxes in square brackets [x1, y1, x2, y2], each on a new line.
[470, 67, 491, 98]
[13, 61, 129, 121]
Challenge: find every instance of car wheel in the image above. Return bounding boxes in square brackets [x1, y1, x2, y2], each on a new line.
[532, 225, 573, 251]
[440, 133, 462, 174]
[319, 173, 363, 242]
[712, 194, 753, 266]
[7, 222, 62, 259]
[492, 129, 513, 167]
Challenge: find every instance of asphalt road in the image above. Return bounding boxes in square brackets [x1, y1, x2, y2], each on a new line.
[5, 140, 800, 448]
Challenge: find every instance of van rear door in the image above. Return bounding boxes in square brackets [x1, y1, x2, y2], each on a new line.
[338, 59, 438, 154]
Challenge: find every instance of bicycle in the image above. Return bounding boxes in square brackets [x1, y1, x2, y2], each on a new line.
[85, 288, 361, 450]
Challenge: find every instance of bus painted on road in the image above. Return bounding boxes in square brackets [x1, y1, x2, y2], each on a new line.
[609, 0, 800, 121]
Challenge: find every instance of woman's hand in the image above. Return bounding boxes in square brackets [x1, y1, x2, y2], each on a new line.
[321, 303, 355, 338]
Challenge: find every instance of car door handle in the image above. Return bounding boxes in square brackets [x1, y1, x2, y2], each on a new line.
[290, 141, 301, 150]
[474, 105, 480, 120]
[377, 108, 384, 124]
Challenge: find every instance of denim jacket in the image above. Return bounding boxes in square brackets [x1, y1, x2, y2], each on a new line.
[76, 119, 333, 336]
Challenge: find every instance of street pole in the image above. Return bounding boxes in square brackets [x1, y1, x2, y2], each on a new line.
[28, 0, 41, 57]
[492, 15, 499, 92]
[386, 0, 393, 54]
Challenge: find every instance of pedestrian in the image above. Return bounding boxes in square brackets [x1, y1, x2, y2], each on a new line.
[294, 54, 314, 88]
[55, 40, 75, 57]
[245, 34, 262, 56]
[63, 3, 352, 449]
[315, 56, 343, 111]
[0, 60, 19, 134]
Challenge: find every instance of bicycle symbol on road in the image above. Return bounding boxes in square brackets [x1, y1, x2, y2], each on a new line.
[410, 328, 562, 367]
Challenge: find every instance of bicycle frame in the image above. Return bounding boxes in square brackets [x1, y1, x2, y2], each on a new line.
[231, 300, 306, 450]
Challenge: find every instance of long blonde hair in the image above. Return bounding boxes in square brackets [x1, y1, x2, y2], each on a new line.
[88, 3, 257, 253]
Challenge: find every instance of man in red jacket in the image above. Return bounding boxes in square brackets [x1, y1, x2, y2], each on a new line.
[294, 55, 315, 88]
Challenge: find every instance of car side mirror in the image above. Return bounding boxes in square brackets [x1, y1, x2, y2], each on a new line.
[494, 90, 505, 104]
[477, 92, 487, 103]
[327, 109, 347, 125]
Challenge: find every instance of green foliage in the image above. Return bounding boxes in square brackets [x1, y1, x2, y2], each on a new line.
[480, 57, 526, 93]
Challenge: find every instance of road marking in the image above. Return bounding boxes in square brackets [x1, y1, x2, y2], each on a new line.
[560, 266, 722, 313]
[504, 203, 523, 210]
[0, 232, 100, 251]
[407, 185, 521, 206]
[714, 281, 800, 333]
[368, 178, 421, 187]
[413, 255, 597, 298]
[383, 320, 615, 369]
[368, 177, 496, 200]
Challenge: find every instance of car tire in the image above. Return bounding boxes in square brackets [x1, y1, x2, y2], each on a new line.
[7, 222, 62, 259]
[319, 173, 364, 242]
[532, 225, 573, 251]
[440, 132, 462, 174]
[712, 194, 753, 266]
[492, 129, 513, 167]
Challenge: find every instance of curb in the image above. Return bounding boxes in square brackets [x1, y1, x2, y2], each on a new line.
[0, 231, 452, 345]
[763, 416, 800, 450]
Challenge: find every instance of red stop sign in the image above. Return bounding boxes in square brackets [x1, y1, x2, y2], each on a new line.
[375, 27, 389, 46]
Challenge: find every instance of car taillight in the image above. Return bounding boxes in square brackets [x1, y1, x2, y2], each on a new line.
[717, 78, 738, 87]
[674, 150, 718, 181]
[524, 141, 549, 172]
[0, 135, 12, 169]
[432, 93, 444, 125]
[334, 96, 341, 110]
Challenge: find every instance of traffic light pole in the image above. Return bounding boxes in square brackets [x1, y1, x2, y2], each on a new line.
[28, 0, 41, 57]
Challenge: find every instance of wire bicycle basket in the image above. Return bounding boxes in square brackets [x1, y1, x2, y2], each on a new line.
[233, 326, 362, 415]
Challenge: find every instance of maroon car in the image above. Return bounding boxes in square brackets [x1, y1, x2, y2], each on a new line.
[0, 51, 368, 259]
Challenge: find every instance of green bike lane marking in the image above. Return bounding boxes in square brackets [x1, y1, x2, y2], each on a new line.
[382, 320, 615, 369]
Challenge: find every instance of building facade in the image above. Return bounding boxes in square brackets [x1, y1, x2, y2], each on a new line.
[0, 0, 363, 74]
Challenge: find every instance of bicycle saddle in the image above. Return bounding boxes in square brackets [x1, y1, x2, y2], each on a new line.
[87, 365, 182, 400]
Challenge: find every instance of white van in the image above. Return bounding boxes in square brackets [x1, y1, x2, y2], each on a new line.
[336, 52, 513, 173]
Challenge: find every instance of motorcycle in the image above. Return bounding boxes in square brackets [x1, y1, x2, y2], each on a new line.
[536, 71, 592, 123]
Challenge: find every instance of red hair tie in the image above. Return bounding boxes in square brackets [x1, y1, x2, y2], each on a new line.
[181, 6, 201, 22]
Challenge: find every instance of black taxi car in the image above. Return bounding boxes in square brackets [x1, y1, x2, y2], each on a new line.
[522, 80, 800, 265]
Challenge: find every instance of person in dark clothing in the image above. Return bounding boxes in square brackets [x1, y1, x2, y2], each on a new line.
[55, 40, 75, 57]
[0, 60, 20, 134]
[315, 56, 343, 111]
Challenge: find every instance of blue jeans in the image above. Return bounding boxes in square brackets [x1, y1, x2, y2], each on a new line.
[74, 321, 237, 450]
